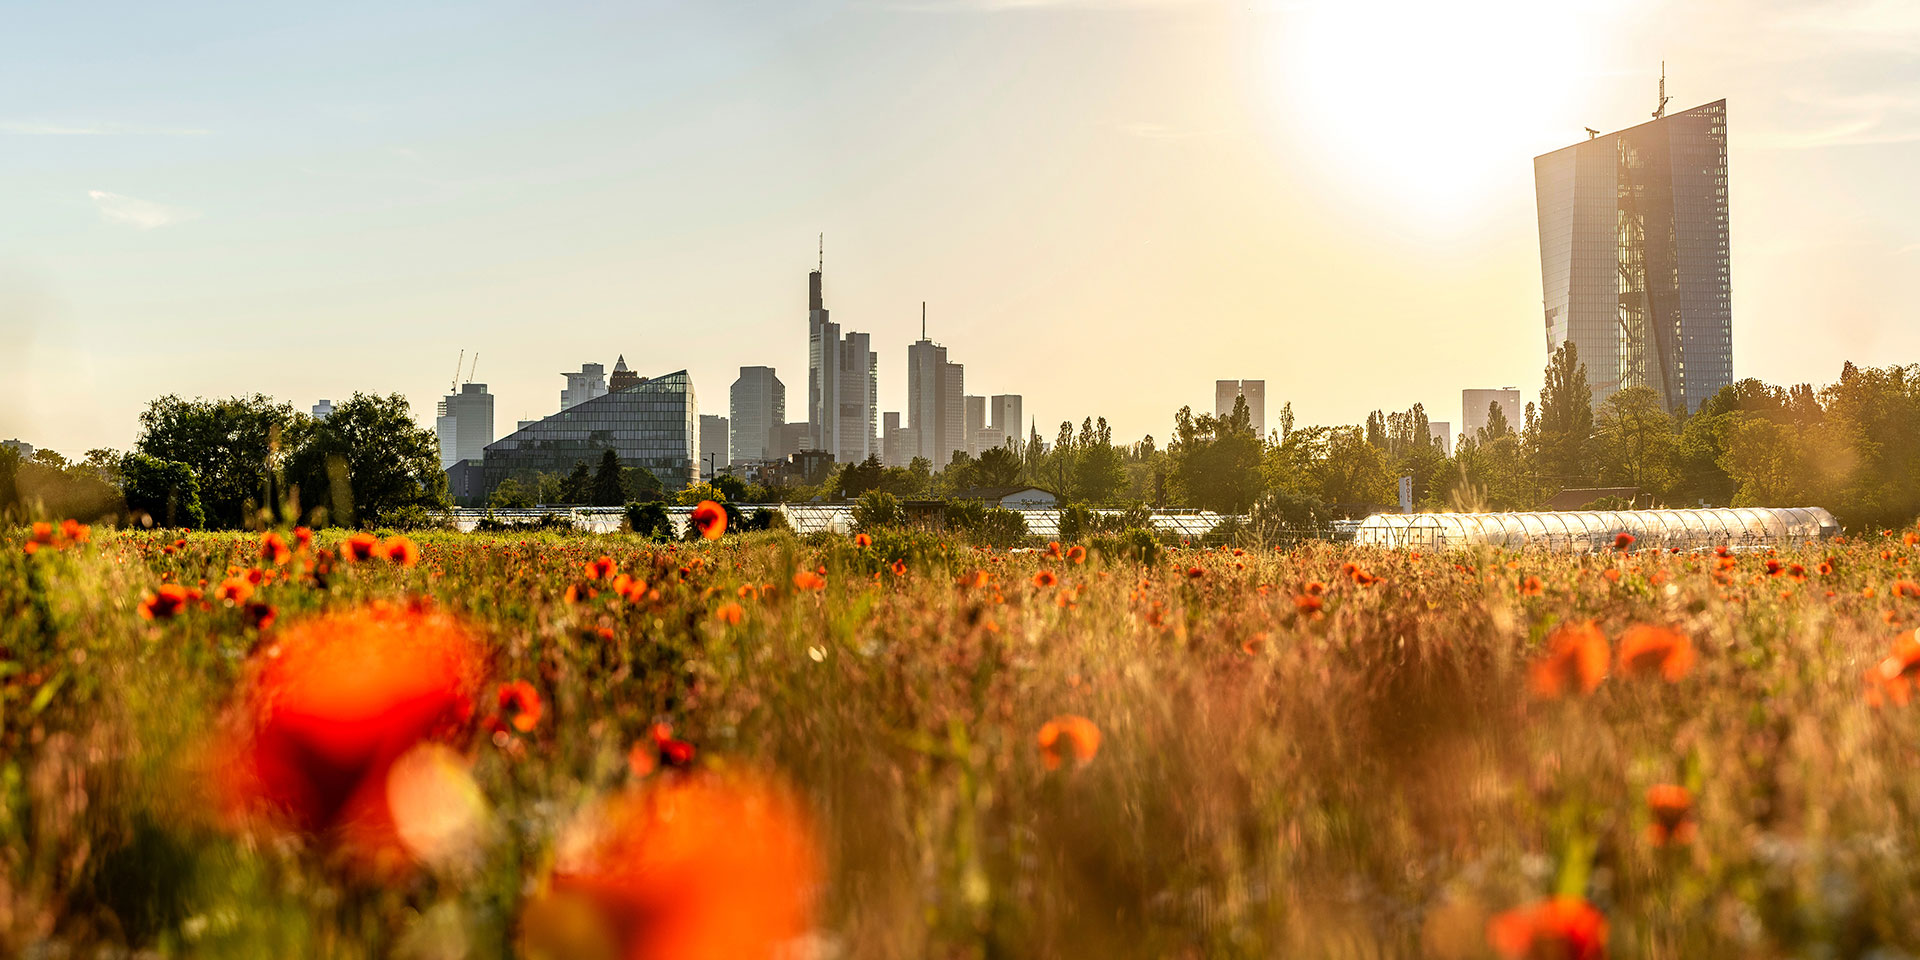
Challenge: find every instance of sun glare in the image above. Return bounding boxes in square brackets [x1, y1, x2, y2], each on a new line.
[1268, 0, 1619, 225]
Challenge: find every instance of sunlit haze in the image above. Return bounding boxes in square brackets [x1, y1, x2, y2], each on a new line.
[4, 0, 1917, 453]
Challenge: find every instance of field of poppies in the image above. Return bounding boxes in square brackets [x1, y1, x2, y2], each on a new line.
[6, 515, 1920, 958]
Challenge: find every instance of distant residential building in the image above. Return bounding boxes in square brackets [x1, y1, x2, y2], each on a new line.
[1536, 97, 1731, 414]
[1463, 388, 1523, 442]
[729, 366, 785, 463]
[310, 399, 334, 420]
[963, 396, 986, 456]
[699, 414, 730, 476]
[1428, 421, 1452, 457]
[436, 382, 495, 471]
[484, 368, 697, 497]
[561, 362, 608, 410]
[1, 439, 31, 459]
[989, 395, 1023, 448]
[608, 355, 642, 392]
[805, 244, 878, 463]
[1214, 380, 1267, 437]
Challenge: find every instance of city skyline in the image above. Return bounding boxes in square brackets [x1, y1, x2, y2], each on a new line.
[6, 1, 1920, 457]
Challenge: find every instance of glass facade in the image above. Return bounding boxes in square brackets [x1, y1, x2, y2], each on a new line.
[1355, 506, 1836, 553]
[480, 370, 697, 495]
[1535, 100, 1731, 414]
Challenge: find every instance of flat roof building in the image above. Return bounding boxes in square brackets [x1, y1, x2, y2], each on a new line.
[483, 368, 696, 496]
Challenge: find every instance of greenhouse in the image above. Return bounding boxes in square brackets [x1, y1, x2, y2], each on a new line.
[1352, 507, 1839, 553]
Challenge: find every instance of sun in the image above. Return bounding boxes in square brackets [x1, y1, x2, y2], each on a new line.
[1264, 0, 1622, 225]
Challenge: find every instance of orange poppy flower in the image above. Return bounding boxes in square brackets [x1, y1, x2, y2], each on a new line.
[1187, 566, 1206, 579]
[1520, 575, 1544, 596]
[261, 531, 291, 565]
[525, 768, 818, 960]
[215, 604, 486, 871]
[1046, 542, 1062, 559]
[244, 601, 278, 631]
[1294, 593, 1324, 614]
[890, 558, 908, 577]
[854, 533, 872, 548]
[1867, 631, 1920, 706]
[792, 569, 827, 591]
[1487, 897, 1606, 960]
[1066, 544, 1087, 565]
[341, 532, 380, 562]
[214, 576, 255, 605]
[1032, 569, 1060, 589]
[1617, 625, 1695, 682]
[1528, 621, 1610, 698]
[1645, 783, 1696, 846]
[1036, 715, 1101, 771]
[498, 680, 543, 733]
[1302, 580, 1327, 596]
[379, 536, 420, 567]
[139, 583, 194, 620]
[60, 519, 89, 544]
[690, 500, 727, 540]
[1614, 532, 1636, 551]
[715, 601, 744, 625]
[293, 526, 313, 550]
[1896, 581, 1920, 599]
[581, 555, 615, 579]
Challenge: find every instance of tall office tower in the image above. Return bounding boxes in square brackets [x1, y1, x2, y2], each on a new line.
[561, 362, 608, 410]
[728, 366, 785, 463]
[311, 399, 334, 420]
[1535, 88, 1731, 414]
[1462, 388, 1524, 442]
[963, 396, 986, 455]
[699, 415, 730, 476]
[881, 412, 906, 468]
[1214, 380, 1267, 436]
[435, 382, 496, 470]
[609, 355, 642, 391]
[989, 395, 1023, 448]
[907, 304, 966, 468]
[805, 240, 878, 462]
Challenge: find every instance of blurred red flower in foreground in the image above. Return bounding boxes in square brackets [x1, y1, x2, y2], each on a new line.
[1866, 631, 1920, 706]
[522, 769, 818, 960]
[341, 532, 380, 562]
[139, 583, 196, 620]
[216, 604, 487, 871]
[498, 680, 544, 733]
[890, 558, 908, 577]
[1645, 783, 1696, 846]
[1520, 575, 1545, 596]
[629, 722, 698, 778]
[690, 500, 727, 540]
[1067, 544, 1087, 564]
[1616, 625, 1695, 682]
[1036, 714, 1102, 771]
[792, 569, 827, 592]
[854, 533, 872, 548]
[378, 536, 420, 567]
[1487, 897, 1606, 960]
[1528, 621, 1610, 699]
[1614, 532, 1636, 551]
[261, 531, 291, 565]
[1032, 570, 1060, 589]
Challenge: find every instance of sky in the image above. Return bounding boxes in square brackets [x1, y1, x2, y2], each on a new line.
[4, 0, 1919, 456]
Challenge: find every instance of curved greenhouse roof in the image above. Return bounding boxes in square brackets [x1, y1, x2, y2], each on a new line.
[1353, 507, 1839, 552]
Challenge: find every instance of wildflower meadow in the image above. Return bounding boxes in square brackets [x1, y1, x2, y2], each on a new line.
[7, 515, 1920, 958]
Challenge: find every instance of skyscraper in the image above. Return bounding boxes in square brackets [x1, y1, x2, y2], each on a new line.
[484, 369, 697, 495]
[1535, 93, 1731, 414]
[990, 395, 1023, 448]
[561, 362, 608, 410]
[1214, 380, 1266, 437]
[963, 396, 985, 456]
[728, 366, 785, 463]
[436, 382, 494, 470]
[310, 399, 333, 420]
[907, 304, 965, 468]
[699, 414, 729, 476]
[805, 240, 878, 463]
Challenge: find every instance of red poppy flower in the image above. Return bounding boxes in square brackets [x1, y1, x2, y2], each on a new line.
[342, 532, 380, 562]
[1187, 566, 1206, 579]
[60, 519, 89, 544]
[215, 605, 486, 871]
[1036, 715, 1102, 771]
[854, 533, 872, 548]
[261, 531, 291, 565]
[1646, 783, 1696, 846]
[890, 558, 908, 577]
[585, 555, 617, 580]
[524, 768, 818, 960]
[1046, 542, 1062, 559]
[498, 680, 544, 733]
[214, 576, 255, 605]
[1867, 631, 1920, 706]
[792, 569, 827, 591]
[651, 722, 696, 768]
[1528, 621, 1610, 698]
[1896, 581, 1920, 599]
[379, 536, 420, 567]
[1066, 544, 1087, 565]
[139, 583, 194, 620]
[1302, 580, 1327, 596]
[1294, 593, 1324, 614]
[1520, 575, 1544, 596]
[293, 526, 313, 550]
[244, 601, 278, 631]
[1614, 532, 1636, 551]
[1617, 625, 1695, 682]
[690, 500, 727, 540]
[715, 601, 744, 625]
[1488, 897, 1606, 960]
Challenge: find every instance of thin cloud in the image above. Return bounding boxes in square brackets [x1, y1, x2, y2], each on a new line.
[88, 191, 199, 230]
[2, 121, 209, 136]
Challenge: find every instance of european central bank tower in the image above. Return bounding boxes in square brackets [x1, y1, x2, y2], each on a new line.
[1534, 99, 1731, 414]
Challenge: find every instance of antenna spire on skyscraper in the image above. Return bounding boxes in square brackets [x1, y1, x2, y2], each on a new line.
[921, 301, 927, 340]
[818, 233, 823, 273]
[1653, 61, 1670, 119]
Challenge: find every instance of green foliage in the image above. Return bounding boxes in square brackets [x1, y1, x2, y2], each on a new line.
[1593, 386, 1678, 498]
[282, 393, 446, 527]
[835, 455, 886, 500]
[135, 394, 300, 529]
[852, 491, 905, 531]
[373, 503, 454, 531]
[1087, 528, 1161, 566]
[120, 453, 206, 529]
[712, 473, 750, 503]
[489, 477, 537, 509]
[1537, 340, 1594, 484]
[971, 507, 1029, 548]
[624, 500, 672, 539]
[674, 481, 726, 507]
[1170, 405, 1264, 513]
[592, 450, 626, 507]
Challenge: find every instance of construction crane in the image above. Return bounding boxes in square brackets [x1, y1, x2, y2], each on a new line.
[467, 352, 480, 385]
[1586, 127, 1600, 140]
[449, 349, 463, 395]
[1652, 61, 1670, 119]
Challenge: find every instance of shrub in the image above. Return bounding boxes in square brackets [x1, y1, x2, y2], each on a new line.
[121, 453, 205, 529]
[852, 491, 905, 532]
[626, 501, 672, 540]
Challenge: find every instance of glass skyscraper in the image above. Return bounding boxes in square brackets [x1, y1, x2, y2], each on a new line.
[481, 369, 697, 495]
[1534, 99, 1731, 414]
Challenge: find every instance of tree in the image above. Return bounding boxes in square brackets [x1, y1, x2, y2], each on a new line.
[971, 446, 1022, 487]
[1594, 386, 1678, 497]
[489, 477, 537, 508]
[835, 455, 885, 499]
[136, 394, 301, 529]
[283, 393, 445, 526]
[674, 481, 726, 507]
[121, 453, 206, 528]
[592, 450, 626, 506]
[622, 466, 664, 502]
[1169, 402, 1264, 513]
[852, 490, 905, 531]
[1071, 417, 1127, 504]
[1537, 341, 1594, 486]
[0, 445, 17, 519]
[559, 462, 593, 504]
[712, 473, 750, 503]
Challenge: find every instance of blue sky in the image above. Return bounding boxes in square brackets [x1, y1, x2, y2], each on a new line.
[4, 0, 1919, 454]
